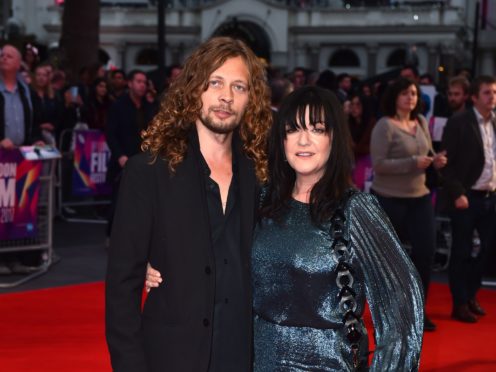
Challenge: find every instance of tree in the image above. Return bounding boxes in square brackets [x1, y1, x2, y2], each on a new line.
[59, 0, 100, 83]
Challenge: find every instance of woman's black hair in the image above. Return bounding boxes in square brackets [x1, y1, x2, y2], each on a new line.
[381, 77, 422, 120]
[261, 86, 353, 225]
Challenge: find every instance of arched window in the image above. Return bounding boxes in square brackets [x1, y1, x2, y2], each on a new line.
[135, 47, 158, 65]
[329, 49, 360, 67]
[387, 48, 406, 67]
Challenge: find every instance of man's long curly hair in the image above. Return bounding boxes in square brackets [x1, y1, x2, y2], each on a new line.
[141, 37, 272, 183]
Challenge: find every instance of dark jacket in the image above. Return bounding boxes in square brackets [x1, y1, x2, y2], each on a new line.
[441, 108, 496, 208]
[0, 80, 39, 145]
[105, 129, 257, 372]
[105, 93, 157, 180]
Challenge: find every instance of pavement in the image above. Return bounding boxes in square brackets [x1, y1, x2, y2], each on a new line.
[0, 218, 108, 294]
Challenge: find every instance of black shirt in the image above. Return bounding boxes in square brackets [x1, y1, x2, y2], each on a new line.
[198, 150, 249, 372]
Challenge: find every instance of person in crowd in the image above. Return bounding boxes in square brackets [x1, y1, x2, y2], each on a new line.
[446, 75, 470, 115]
[105, 37, 271, 372]
[335, 72, 352, 103]
[22, 43, 40, 72]
[370, 77, 447, 332]
[400, 65, 431, 115]
[348, 92, 376, 190]
[108, 69, 127, 101]
[163, 63, 182, 93]
[57, 85, 88, 149]
[77, 62, 105, 105]
[30, 64, 62, 146]
[147, 86, 424, 371]
[0, 44, 43, 275]
[419, 73, 435, 86]
[315, 69, 337, 92]
[441, 75, 496, 323]
[104, 69, 157, 241]
[87, 77, 111, 131]
[268, 76, 293, 112]
[291, 66, 307, 89]
[51, 69, 67, 98]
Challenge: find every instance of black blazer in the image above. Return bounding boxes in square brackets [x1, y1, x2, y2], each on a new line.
[105, 93, 157, 180]
[105, 129, 257, 372]
[441, 108, 496, 208]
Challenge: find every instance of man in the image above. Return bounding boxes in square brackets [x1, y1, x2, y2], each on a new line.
[0, 44, 42, 275]
[105, 37, 271, 371]
[0, 44, 39, 149]
[291, 66, 306, 90]
[446, 75, 470, 115]
[441, 75, 496, 323]
[105, 69, 157, 237]
[108, 69, 127, 101]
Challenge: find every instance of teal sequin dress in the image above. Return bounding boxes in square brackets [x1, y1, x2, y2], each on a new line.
[252, 192, 424, 371]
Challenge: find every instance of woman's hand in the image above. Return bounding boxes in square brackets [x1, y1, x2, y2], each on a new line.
[433, 151, 447, 169]
[145, 263, 162, 292]
[416, 155, 433, 169]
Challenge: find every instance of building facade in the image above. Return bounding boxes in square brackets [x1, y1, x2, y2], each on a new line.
[6, 0, 496, 78]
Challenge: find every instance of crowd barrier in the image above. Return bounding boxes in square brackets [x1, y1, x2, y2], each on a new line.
[0, 147, 60, 288]
[57, 127, 111, 224]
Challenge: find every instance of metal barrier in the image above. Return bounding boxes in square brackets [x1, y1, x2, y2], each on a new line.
[0, 155, 58, 288]
[56, 127, 111, 224]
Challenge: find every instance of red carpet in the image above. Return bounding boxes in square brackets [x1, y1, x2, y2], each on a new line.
[0, 282, 495, 371]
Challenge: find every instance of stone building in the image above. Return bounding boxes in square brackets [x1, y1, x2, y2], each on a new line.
[5, 0, 496, 78]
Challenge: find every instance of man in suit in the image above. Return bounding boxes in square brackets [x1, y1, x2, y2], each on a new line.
[105, 69, 157, 237]
[105, 37, 271, 372]
[441, 75, 496, 323]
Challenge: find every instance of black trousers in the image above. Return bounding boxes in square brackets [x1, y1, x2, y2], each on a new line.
[449, 192, 496, 306]
[374, 192, 435, 300]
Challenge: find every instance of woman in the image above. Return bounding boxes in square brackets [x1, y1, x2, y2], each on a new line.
[87, 77, 111, 131]
[370, 77, 447, 333]
[348, 93, 376, 191]
[147, 86, 424, 370]
[30, 64, 62, 145]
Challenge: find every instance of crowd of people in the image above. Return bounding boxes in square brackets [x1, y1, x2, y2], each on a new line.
[2, 37, 496, 370]
[0, 42, 174, 274]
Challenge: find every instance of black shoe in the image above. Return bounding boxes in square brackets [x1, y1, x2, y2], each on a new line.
[424, 316, 437, 332]
[451, 304, 478, 323]
[468, 299, 486, 316]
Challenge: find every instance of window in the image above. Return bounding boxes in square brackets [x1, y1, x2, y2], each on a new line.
[329, 49, 360, 67]
[135, 47, 158, 65]
[387, 48, 406, 67]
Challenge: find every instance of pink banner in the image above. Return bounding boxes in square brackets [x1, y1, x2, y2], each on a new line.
[72, 130, 111, 196]
[0, 149, 41, 241]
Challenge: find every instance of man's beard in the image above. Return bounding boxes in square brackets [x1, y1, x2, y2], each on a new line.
[199, 107, 241, 134]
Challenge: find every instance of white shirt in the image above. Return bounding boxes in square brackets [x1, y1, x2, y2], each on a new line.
[472, 107, 496, 191]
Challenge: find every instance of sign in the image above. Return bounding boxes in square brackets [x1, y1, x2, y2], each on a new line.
[72, 130, 111, 196]
[0, 149, 41, 240]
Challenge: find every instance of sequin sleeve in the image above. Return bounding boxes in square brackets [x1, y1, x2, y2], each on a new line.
[347, 192, 424, 371]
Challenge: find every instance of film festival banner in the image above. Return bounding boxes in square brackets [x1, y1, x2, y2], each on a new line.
[72, 130, 112, 196]
[0, 149, 42, 241]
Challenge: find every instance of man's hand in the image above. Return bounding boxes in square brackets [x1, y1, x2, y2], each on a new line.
[0, 138, 15, 150]
[145, 263, 162, 293]
[455, 195, 469, 209]
[118, 155, 129, 168]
